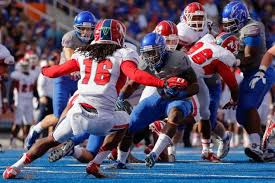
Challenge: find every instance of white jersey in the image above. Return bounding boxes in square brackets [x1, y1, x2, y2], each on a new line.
[177, 22, 209, 52]
[11, 71, 36, 99]
[187, 34, 237, 78]
[73, 47, 140, 111]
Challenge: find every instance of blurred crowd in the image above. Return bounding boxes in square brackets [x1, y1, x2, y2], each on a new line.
[59, 0, 274, 48]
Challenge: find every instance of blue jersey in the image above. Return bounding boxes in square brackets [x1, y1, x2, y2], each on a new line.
[53, 30, 91, 118]
[236, 19, 275, 125]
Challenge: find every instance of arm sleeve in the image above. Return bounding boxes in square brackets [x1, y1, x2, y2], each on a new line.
[42, 59, 80, 78]
[121, 61, 165, 88]
[214, 60, 238, 90]
[243, 35, 260, 47]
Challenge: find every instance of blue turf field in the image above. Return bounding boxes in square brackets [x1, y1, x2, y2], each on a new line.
[1, 147, 275, 183]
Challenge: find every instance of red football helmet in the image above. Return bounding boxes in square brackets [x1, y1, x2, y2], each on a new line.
[18, 58, 30, 73]
[216, 32, 240, 56]
[180, 2, 206, 32]
[92, 19, 125, 47]
[154, 20, 179, 51]
[24, 51, 39, 67]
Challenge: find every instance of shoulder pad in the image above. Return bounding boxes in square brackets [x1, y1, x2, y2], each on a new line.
[170, 50, 191, 67]
[124, 42, 137, 51]
[62, 31, 75, 48]
[177, 22, 200, 44]
[199, 34, 216, 44]
[240, 21, 261, 37]
[120, 48, 140, 64]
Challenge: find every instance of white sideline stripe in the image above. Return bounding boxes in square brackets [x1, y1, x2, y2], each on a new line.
[21, 170, 275, 179]
[65, 163, 174, 167]
[132, 150, 244, 155]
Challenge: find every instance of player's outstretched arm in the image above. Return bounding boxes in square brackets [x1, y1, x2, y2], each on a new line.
[259, 46, 275, 71]
[121, 61, 187, 89]
[215, 60, 239, 103]
[249, 46, 275, 89]
[42, 59, 80, 78]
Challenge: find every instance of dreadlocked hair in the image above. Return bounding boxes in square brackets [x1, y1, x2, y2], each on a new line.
[76, 44, 121, 62]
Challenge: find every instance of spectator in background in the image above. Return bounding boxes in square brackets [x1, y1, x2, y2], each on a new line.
[46, 21, 63, 50]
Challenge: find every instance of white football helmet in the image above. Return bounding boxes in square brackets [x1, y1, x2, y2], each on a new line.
[24, 52, 39, 67]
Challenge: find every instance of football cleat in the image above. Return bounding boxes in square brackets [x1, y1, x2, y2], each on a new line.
[127, 153, 144, 163]
[263, 148, 275, 162]
[201, 150, 221, 163]
[86, 162, 106, 178]
[244, 143, 264, 162]
[145, 152, 157, 168]
[107, 161, 127, 169]
[24, 126, 41, 150]
[2, 166, 20, 179]
[217, 131, 233, 159]
[48, 139, 74, 162]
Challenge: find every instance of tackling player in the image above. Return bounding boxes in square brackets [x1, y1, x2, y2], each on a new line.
[3, 19, 187, 179]
[24, 11, 97, 150]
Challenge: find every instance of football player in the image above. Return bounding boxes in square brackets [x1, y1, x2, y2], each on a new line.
[9, 59, 37, 147]
[0, 44, 14, 152]
[250, 45, 275, 160]
[24, 11, 97, 150]
[177, 2, 231, 162]
[222, 1, 274, 161]
[114, 32, 199, 168]
[3, 19, 187, 179]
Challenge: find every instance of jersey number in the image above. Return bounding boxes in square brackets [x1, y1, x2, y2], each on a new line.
[82, 59, 113, 85]
[21, 84, 34, 93]
[188, 42, 213, 65]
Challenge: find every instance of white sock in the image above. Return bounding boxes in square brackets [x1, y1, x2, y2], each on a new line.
[92, 150, 111, 164]
[201, 139, 211, 152]
[151, 133, 172, 157]
[72, 147, 83, 159]
[33, 123, 43, 133]
[234, 134, 240, 146]
[117, 149, 129, 164]
[13, 153, 31, 169]
[167, 145, 176, 156]
[249, 133, 261, 146]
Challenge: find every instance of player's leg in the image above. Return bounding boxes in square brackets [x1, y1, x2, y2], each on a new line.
[25, 78, 72, 149]
[238, 67, 274, 161]
[145, 99, 194, 167]
[10, 104, 23, 147]
[3, 116, 73, 179]
[86, 110, 130, 178]
[117, 94, 165, 166]
[196, 77, 219, 161]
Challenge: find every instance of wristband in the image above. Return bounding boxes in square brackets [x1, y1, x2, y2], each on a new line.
[259, 65, 267, 73]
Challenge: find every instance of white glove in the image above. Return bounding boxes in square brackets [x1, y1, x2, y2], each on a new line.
[249, 71, 266, 89]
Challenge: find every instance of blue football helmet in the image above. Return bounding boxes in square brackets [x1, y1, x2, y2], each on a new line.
[74, 11, 97, 43]
[222, 1, 249, 33]
[140, 33, 166, 69]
